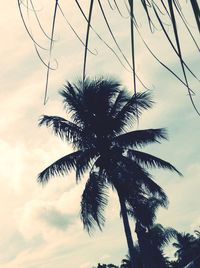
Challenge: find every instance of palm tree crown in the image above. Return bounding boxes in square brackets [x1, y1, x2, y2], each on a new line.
[38, 77, 181, 267]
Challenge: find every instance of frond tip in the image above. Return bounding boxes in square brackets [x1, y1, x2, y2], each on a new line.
[127, 150, 183, 176]
[114, 128, 168, 148]
[80, 172, 108, 233]
[37, 151, 82, 185]
[38, 115, 83, 146]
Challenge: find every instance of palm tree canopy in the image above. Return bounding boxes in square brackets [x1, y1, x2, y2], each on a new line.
[38, 77, 181, 232]
[172, 231, 200, 267]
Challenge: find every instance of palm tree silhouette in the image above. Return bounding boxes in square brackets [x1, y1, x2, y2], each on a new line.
[38, 77, 181, 267]
[147, 224, 176, 268]
[173, 232, 197, 267]
[172, 230, 200, 267]
[128, 192, 176, 268]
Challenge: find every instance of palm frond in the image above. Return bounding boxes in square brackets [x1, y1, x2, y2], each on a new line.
[150, 224, 177, 249]
[114, 91, 154, 132]
[60, 81, 84, 124]
[75, 149, 99, 181]
[80, 172, 108, 233]
[125, 176, 168, 226]
[109, 90, 130, 118]
[38, 115, 84, 147]
[83, 78, 121, 117]
[60, 78, 122, 130]
[38, 150, 82, 184]
[127, 149, 182, 176]
[136, 171, 168, 203]
[111, 154, 168, 205]
[127, 195, 160, 227]
[113, 128, 167, 148]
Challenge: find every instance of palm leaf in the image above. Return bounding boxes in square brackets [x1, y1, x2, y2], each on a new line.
[60, 81, 84, 123]
[127, 149, 182, 176]
[61, 79, 120, 128]
[114, 91, 154, 132]
[135, 171, 168, 202]
[75, 148, 99, 181]
[127, 194, 162, 227]
[109, 90, 130, 118]
[150, 224, 177, 249]
[83, 78, 121, 117]
[110, 154, 168, 204]
[113, 128, 167, 148]
[38, 115, 84, 147]
[80, 172, 108, 232]
[38, 150, 82, 184]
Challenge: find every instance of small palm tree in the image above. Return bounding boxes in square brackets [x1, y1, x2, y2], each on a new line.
[173, 232, 197, 267]
[38, 77, 181, 267]
[148, 224, 176, 268]
[128, 193, 176, 268]
[120, 254, 135, 268]
[93, 262, 119, 268]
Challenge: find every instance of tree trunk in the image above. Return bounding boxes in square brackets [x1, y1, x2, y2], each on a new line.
[118, 193, 137, 268]
[136, 222, 167, 268]
[135, 221, 154, 268]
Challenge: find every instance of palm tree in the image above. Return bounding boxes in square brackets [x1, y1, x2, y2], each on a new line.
[128, 191, 176, 268]
[147, 224, 176, 268]
[171, 229, 200, 267]
[95, 264, 118, 268]
[173, 232, 197, 267]
[120, 255, 132, 268]
[121, 221, 176, 268]
[120, 253, 141, 268]
[38, 77, 181, 267]
[127, 189, 166, 267]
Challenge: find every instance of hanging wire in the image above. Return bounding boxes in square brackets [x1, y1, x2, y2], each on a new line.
[82, 0, 95, 81]
[43, 0, 58, 105]
[29, 0, 54, 41]
[167, 0, 200, 115]
[113, 0, 129, 18]
[152, 3, 199, 82]
[128, 0, 137, 95]
[98, 0, 149, 90]
[75, 0, 132, 72]
[58, 3, 98, 56]
[18, 0, 200, 114]
[124, 0, 199, 114]
[18, 0, 48, 50]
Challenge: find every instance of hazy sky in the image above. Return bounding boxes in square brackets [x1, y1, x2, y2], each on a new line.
[0, 1, 200, 267]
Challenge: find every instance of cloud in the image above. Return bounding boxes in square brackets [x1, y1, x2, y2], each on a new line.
[41, 207, 71, 230]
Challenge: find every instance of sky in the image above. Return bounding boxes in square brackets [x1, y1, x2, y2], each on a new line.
[0, 1, 200, 267]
